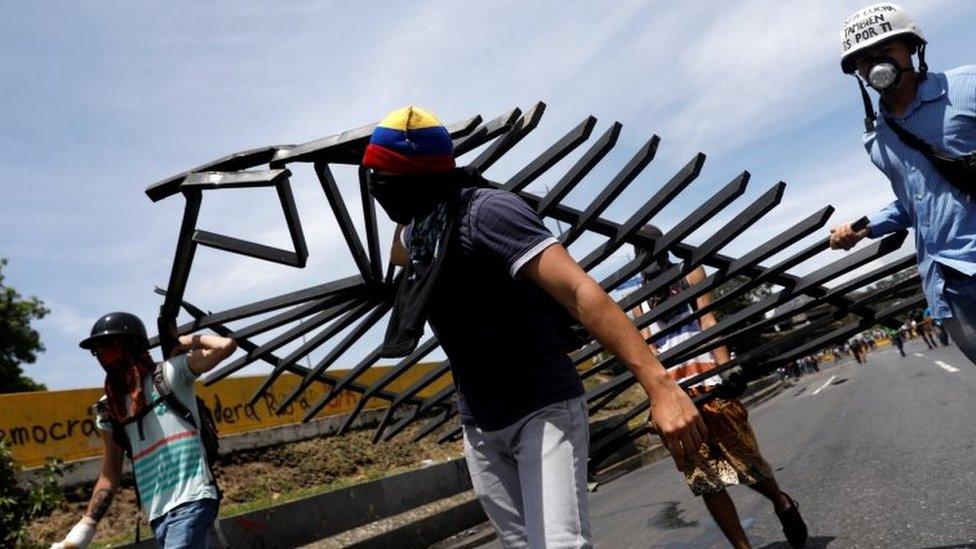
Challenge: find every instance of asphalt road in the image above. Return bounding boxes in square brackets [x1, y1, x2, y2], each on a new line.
[477, 339, 976, 548]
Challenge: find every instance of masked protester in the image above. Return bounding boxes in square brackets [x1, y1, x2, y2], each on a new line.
[53, 313, 236, 549]
[829, 3, 976, 365]
[365, 106, 707, 548]
[630, 226, 807, 549]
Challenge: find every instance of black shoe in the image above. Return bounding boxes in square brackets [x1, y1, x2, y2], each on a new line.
[775, 492, 808, 548]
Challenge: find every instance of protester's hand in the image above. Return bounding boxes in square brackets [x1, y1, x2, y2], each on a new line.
[647, 380, 707, 473]
[52, 516, 97, 549]
[829, 222, 868, 250]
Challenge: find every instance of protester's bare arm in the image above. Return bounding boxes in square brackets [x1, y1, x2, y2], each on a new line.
[177, 334, 237, 375]
[522, 243, 707, 471]
[390, 225, 407, 267]
[86, 432, 124, 521]
[55, 433, 124, 547]
[686, 266, 731, 365]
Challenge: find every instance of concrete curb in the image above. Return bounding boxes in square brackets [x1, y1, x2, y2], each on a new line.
[120, 458, 476, 548]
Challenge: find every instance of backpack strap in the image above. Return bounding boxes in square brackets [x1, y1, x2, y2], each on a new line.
[150, 362, 222, 500]
[151, 362, 199, 431]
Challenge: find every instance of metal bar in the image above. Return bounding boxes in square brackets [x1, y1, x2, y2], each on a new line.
[536, 122, 622, 217]
[359, 166, 384, 281]
[301, 346, 384, 422]
[615, 206, 834, 315]
[597, 172, 749, 292]
[436, 425, 463, 444]
[157, 191, 203, 358]
[277, 297, 395, 413]
[715, 256, 916, 348]
[192, 231, 304, 267]
[335, 337, 441, 435]
[516, 187, 858, 316]
[206, 295, 367, 385]
[180, 169, 290, 190]
[276, 178, 310, 268]
[470, 102, 545, 171]
[247, 297, 382, 408]
[577, 154, 706, 271]
[589, 289, 926, 464]
[173, 294, 422, 405]
[385, 385, 456, 442]
[230, 293, 357, 341]
[589, 277, 911, 410]
[579, 230, 908, 406]
[149, 275, 366, 345]
[558, 135, 661, 248]
[453, 108, 521, 157]
[145, 146, 284, 202]
[502, 116, 596, 193]
[371, 360, 452, 443]
[661, 230, 908, 366]
[314, 162, 373, 280]
[411, 405, 455, 443]
[571, 180, 783, 374]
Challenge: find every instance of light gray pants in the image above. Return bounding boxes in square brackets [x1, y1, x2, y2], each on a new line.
[944, 268, 976, 365]
[462, 396, 592, 549]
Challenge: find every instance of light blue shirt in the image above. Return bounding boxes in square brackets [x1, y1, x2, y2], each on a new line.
[865, 66, 976, 319]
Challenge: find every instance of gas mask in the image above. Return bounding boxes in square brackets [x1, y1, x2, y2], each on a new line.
[864, 56, 913, 93]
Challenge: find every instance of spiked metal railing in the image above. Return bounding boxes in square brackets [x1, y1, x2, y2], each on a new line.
[146, 102, 921, 464]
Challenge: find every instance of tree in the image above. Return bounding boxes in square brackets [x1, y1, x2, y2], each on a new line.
[0, 258, 49, 393]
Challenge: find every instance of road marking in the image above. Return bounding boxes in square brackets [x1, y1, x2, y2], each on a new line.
[812, 375, 837, 396]
[935, 360, 960, 373]
[913, 353, 925, 357]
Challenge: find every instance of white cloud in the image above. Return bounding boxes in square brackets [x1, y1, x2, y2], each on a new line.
[40, 301, 91, 337]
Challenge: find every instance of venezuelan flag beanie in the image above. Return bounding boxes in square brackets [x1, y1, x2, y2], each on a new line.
[362, 106, 456, 175]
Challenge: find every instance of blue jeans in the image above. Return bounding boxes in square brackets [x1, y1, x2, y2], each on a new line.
[943, 268, 976, 366]
[150, 498, 219, 548]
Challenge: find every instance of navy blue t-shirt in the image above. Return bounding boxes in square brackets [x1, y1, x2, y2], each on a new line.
[403, 188, 584, 430]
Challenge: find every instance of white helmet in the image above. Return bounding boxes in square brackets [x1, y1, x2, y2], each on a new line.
[840, 3, 926, 73]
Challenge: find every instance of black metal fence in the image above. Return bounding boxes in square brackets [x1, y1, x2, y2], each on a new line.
[145, 103, 920, 463]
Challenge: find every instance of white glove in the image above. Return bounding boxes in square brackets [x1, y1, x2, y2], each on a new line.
[51, 516, 97, 549]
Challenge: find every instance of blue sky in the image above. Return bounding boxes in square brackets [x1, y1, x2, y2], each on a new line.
[3, 1, 974, 390]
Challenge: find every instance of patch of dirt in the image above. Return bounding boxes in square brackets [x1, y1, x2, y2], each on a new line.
[27, 423, 463, 548]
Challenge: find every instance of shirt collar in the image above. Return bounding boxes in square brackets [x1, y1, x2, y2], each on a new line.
[881, 72, 947, 120]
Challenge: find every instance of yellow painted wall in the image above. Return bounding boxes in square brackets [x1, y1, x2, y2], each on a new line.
[0, 363, 453, 468]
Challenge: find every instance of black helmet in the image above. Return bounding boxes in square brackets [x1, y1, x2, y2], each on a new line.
[79, 312, 149, 350]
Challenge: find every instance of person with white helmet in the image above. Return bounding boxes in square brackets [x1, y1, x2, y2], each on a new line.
[829, 3, 976, 365]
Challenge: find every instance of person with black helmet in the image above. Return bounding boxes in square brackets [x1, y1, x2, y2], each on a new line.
[52, 313, 236, 548]
[829, 3, 976, 365]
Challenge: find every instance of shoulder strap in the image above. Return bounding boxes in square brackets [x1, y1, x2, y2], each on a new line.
[151, 362, 199, 430]
[884, 116, 946, 158]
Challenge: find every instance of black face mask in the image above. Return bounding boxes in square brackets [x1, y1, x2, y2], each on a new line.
[367, 168, 492, 225]
[367, 171, 462, 225]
